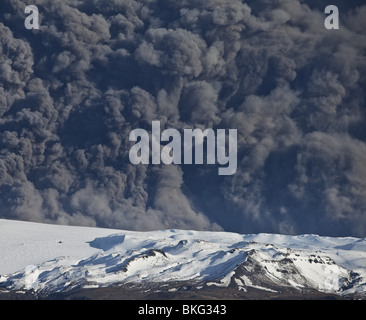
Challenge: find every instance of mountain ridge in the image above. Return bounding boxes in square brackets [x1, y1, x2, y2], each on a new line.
[0, 219, 365, 299]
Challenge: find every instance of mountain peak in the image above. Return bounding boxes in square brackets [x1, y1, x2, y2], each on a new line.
[0, 219, 365, 299]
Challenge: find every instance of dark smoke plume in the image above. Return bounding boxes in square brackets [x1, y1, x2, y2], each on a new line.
[0, 0, 366, 236]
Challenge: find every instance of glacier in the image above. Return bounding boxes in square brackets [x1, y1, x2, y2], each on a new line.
[0, 219, 365, 298]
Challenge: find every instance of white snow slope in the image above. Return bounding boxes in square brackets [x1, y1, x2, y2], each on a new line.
[0, 219, 365, 296]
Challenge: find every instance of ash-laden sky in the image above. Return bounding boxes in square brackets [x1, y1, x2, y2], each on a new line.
[0, 0, 366, 237]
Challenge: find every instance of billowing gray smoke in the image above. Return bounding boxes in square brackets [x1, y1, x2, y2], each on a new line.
[1, 0, 366, 236]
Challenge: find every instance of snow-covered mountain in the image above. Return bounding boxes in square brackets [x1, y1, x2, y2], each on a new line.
[0, 219, 365, 299]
